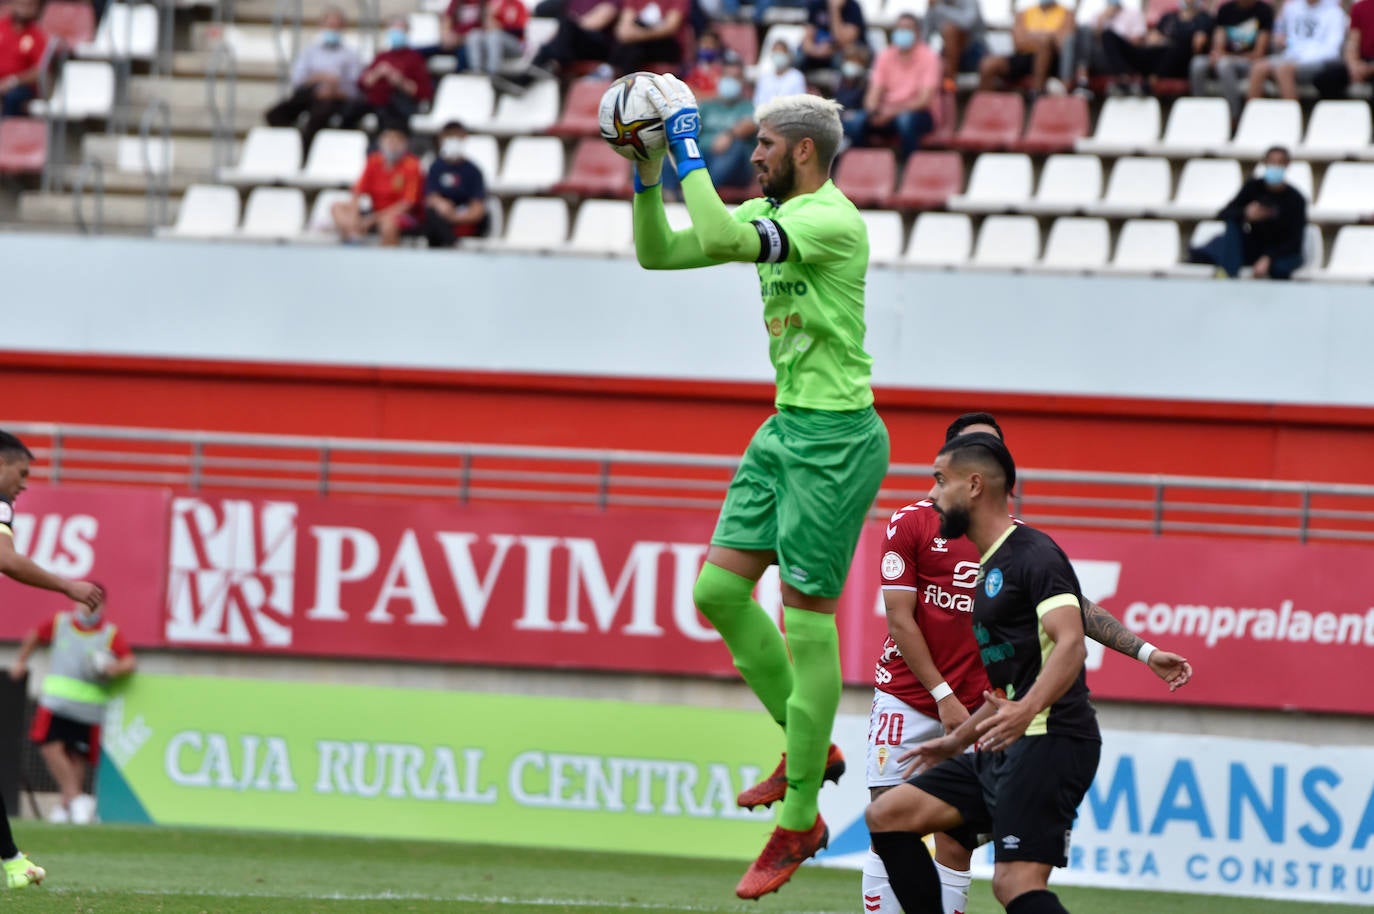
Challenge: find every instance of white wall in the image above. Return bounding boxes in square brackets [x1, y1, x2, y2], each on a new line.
[7, 235, 1373, 406]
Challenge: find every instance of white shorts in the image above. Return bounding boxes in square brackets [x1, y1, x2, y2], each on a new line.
[866, 689, 944, 788]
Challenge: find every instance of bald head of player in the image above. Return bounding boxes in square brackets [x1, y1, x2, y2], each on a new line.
[751, 95, 844, 203]
[927, 432, 1016, 549]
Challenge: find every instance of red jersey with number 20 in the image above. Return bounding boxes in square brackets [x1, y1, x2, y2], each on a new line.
[876, 500, 990, 718]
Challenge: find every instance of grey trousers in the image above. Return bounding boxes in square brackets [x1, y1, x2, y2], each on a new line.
[1190, 54, 1252, 119]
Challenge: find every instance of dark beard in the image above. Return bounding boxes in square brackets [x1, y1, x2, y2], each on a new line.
[937, 505, 970, 540]
[759, 156, 796, 200]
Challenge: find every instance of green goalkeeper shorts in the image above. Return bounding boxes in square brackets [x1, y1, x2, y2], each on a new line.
[711, 406, 889, 598]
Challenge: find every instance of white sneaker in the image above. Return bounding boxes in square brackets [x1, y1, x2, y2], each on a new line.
[69, 794, 97, 825]
[45, 804, 68, 825]
[1045, 77, 1067, 96]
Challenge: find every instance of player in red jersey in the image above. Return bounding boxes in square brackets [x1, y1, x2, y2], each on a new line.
[860, 413, 1192, 914]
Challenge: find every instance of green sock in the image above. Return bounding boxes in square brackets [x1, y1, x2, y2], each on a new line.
[778, 607, 841, 831]
[692, 562, 793, 727]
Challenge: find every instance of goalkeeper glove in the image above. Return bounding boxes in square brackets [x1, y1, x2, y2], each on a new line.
[646, 74, 706, 181]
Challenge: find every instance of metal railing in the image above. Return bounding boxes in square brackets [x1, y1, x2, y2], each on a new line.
[70, 158, 106, 233]
[5, 423, 1374, 545]
[205, 40, 237, 174]
[138, 98, 172, 230]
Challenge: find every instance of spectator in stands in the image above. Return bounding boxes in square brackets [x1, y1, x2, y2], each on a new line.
[1077, 0, 1147, 94]
[524, 0, 621, 80]
[700, 57, 756, 189]
[845, 14, 940, 158]
[1125, 0, 1215, 91]
[413, 121, 488, 247]
[1090, 0, 1205, 94]
[434, 0, 482, 68]
[1189, 145, 1306, 280]
[834, 42, 871, 124]
[265, 7, 362, 151]
[331, 124, 423, 246]
[0, 0, 48, 118]
[798, 0, 867, 74]
[754, 38, 806, 107]
[1246, 0, 1346, 101]
[1331, 0, 1374, 94]
[924, 0, 987, 90]
[686, 29, 725, 96]
[1190, 0, 1273, 120]
[715, 0, 807, 27]
[354, 17, 433, 130]
[979, 0, 1077, 96]
[610, 0, 689, 74]
[465, 0, 529, 74]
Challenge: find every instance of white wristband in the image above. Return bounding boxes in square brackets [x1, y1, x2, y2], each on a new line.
[929, 681, 954, 702]
[1137, 642, 1157, 664]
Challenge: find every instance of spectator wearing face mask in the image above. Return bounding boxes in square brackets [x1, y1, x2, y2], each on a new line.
[0, 0, 48, 117]
[1188, 145, 1306, 280]
[754, 39, 807, 107]
[413, 121, 489, 247]
[687, 29, 725, 97]
[265, 7, 363, 151]
[799, 0, 868, 72]
[700, 58, 757, 190]
[353, 17, 433, 129]
[846, 15, 940, 158]
[1246, 0, 1346, 102]
[332, 125, 424, 246]
[924, 0, 987, 89]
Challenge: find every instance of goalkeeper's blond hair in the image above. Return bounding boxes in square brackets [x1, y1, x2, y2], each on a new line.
[754, 94, 845, 171]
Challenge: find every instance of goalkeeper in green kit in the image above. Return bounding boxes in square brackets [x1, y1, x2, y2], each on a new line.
[633, 74, 890, 899]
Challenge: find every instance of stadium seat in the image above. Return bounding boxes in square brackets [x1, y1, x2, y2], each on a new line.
[492, 136, 564, 195]
[40, 1, 96, 48]
[892, 150, 964, 211]
[567, 199, 633, 255]
[1090, 156, 1171, 217]
[1310, 162, 1374, 223]
[0, 118, 48, 174]
[220, 126, 303, 184]
[921, 93, 959, 149]
[663, 202, 691, 232]
[952, 92, 1025, 152]
[213, 24, 287, 64]
[1226, 99, 1302, 158]
[237, 186, 306, 240]
[1145, 0, 1178, 25]
[1019, 95, 1090, 154]
[1295, 223, 1324, 279]
[159, 183, 240, 238]
[296, 129, 366, 188]
[407, 12, 441, 47]
[903, 212, 973, 267]
[1316, 225, 1374, 281]
[1109, 218, 1182, 274]
[980, 0, 1015, 29]
[32, 60, 115, 119]
[970, 215, 1040, 269]
[486, 78, 560, 136]
[511, 18, 556, 70]
[759, 24, 806, 57]
[412, 75, 496, 134]
[1298, 100, 1373, 160]
[1021, 154, 1102, 215]
[860, 210, 904, 266]
[1076, 96, 1161, 155]
[715, 21, 759, 65]
[1162, 158, 1243, 219]
[1148, 96, 1231, 157]
[834, 148, 897, 208]
[548, 79, 611, 138]
[78, 2, 158, 59]
[302, 188, 352, 241]
[1037, 217, 1110, 271]
[463, 134, 500, 188]
[501, 197, 569, 251]
[947, 152, 1033, 213]
[552, 138, 633, 199]
[115, 135, 173, 173]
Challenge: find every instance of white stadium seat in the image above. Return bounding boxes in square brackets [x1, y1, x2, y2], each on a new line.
[511, 18, 557, 69]
[1091, 156, 1171, 217]
[1110, 219, 1182, 274]
[302, 188, 352, 241]
[663, 202, 692, 232]
[1076, 97, 1161, 156]
[1310, 162, 1374, 223]
[32, 61, 115, 119]
[485, 79, 560, 136]
[860, 210, 905, 266]
[159, 183, 239, 238]
[412, 75, 496, 134]
[78, 2, 159, 59]
[214, 24, 287, 64]
[462, 134, 500, 187]
[947, 153, 1033, 213]
[492, 136, 563, 195]
[1316, 226, 1374, 281]
[237, 186, 305, 240]
[1022, 154, 1102, 215]
[904, 212, 973, 267]
[1148, 96, 1231, 157]
[1299, 100, 1372, 160]
[566, 199, 633, 255]
[501, 196, 568, 251]
[407, 12, 441, 47]
[1227, 99, 1302, 158]
[970, 215, 1040, 269]
[1037, 217, 1110, 271]
[1162, 158, 1243, 219]
[980, 0, 1015, 29]
[296, 129, 367, 188]
[759, 24, 806, 55]
[220, 126, 302, 184]
[1250, 159, 1312, 201]
[1294, 223, 1324, 279]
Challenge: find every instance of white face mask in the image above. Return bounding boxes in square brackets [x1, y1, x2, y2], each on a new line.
[771, 50, 791, 72]
[440, 137, 465, 161]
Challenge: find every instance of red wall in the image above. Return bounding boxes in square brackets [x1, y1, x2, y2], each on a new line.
[8, 350, 1374, 484]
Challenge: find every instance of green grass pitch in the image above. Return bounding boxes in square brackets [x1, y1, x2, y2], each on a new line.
[10, 823, 1365, 913]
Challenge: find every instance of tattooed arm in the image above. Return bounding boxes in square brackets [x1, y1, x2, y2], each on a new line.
[1084, 599, 1193, 692]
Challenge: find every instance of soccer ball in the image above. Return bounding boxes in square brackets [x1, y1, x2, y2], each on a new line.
[598, 72, 666, 162]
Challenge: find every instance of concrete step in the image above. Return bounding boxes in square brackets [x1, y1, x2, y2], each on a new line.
[82, 132, 237, 176]
[233, 0, 427, 27]
[18, 190, 179, 230]
[172, 50, 282, 82]
[128, 74, 280, 112]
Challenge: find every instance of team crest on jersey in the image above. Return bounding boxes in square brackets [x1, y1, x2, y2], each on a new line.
[931, 537, 948, 553]
[985, 568, 1004, 597]
[881, 551, 905, 580]
[876, 745, 889, 773]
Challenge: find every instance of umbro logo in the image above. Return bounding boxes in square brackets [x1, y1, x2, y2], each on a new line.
[931, 537, 949, 552]
[1002, 835, 1021, 850]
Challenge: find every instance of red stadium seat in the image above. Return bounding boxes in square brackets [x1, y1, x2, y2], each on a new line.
[715, 21, 759, 66]
[922, 93, 958, 149]
[40, 0, 96, 48]
[1146, 0, 1179, 26]
[552, 138, 634, 199]
[1152, 78, 1190, 96]
[833, 147, 897, 209]
[547, 78, 611, 139]
[1018, 95, 1089, 154]
[892, 150, 964, 211]
[0, 118, 48, 174]
[952, 91, 1025, 152]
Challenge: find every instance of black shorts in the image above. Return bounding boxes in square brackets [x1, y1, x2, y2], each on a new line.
[910, 734, 1100, 866]
[1006, 51, 1060, 82]
[30, 707, 101, 766]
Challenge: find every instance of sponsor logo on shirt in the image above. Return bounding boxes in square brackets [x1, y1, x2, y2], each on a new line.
[984, 568, 1004, 597]
[931, 537, 948, 553]
[881, 551, 905, 580]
